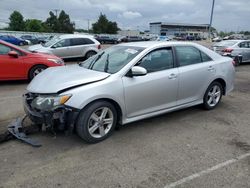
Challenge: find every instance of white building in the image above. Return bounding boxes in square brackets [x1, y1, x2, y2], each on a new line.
[150, 22, 209, 38]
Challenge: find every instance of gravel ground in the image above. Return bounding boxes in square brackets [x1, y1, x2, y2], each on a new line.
[0, 42, 250, 188]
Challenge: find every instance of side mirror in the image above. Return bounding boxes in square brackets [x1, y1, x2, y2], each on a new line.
[8, 51, 18, 58]
[130, 66, 147, 77]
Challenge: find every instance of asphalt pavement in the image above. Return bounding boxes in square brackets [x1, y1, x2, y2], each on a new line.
[0, 43, 250, 188]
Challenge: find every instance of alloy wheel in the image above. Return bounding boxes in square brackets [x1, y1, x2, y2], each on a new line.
[33, 68, 45, 77]
[88, 107, 114, 138]
[206, 85, 221, 107]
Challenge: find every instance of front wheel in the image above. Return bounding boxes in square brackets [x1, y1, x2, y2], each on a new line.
[76, 101, 117, 143]
[85, 51, 97, 59]
[29, 65, 47, 80]
[203, 82, 223, 110]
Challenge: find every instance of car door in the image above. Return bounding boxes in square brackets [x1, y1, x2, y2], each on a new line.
[237, 42, 249, 62]
[0, 43, 25, 79]
[175, 46, 215, 105]
[50, 38, 72, 58]
[122, 47, 179, 118]
[70, 38, 86, 57]
[244, 41, 250, 61]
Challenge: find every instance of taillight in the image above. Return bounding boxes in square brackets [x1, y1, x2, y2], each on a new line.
[232, 60, 236, 66]
[222, 48, 233, 53]
[97, 44, 101, 49]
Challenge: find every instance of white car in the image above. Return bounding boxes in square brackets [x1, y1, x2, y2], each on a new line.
[28, 34, 101, 59]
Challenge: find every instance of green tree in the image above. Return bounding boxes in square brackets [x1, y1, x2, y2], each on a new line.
[8, 11, 25, 31]
[58, 10, 75, 33]
[44, 11, 59, 32]
[92, 13, 119, 34]
[44, 10, 74, 33]
[25, 19, 43, 32]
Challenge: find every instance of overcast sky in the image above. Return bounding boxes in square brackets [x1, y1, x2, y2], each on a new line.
[0, 0, 249, 32]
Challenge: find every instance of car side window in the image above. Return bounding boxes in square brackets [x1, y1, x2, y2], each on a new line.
[239, 42, 248, 48]
[71, 38, 94, 46]
[138, 48, 174, 73]
[71, 38, 86, 46]
[84, 38, 94, 44]
[53, 39, 71, 48]
[200, 51, 212, 62]
[0, 44, 11, 55]
[176, 46, 202, 66]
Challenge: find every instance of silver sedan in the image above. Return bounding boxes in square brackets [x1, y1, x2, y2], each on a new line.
[212, 40, 250, 64]
[24, 41, 235, 143]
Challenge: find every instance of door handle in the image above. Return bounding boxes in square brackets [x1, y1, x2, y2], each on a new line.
[207, 66, 215, 71]
[168, 73, 178, 79]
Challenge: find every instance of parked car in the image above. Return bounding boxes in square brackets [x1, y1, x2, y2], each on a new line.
[212, 37, 222, 42]
[0, 35, 26, 46]
[21, 35, 39, 44]
[28, 34, 100, 59]
[122, 36, 144, 42]
[37, 36, 49, 44]
[95, 35, 119, 44]
[23, 41, 235, 143]
[156, 36, 170, 41]
[212, 40, 250, 64]
[186, 35, 195, 41]
[0, 40, 64, 81]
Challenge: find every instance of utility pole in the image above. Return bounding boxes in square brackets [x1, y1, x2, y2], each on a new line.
[53, 9, 60, 17]
[208, 0, 215, 41]
[87, 19, 90, 33]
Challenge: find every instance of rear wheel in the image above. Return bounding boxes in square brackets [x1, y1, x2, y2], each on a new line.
[76, 101, 117, 143]
[85, 51, 97, 59]
[203, 82, 223, 110]
[29, 65, 47, 80]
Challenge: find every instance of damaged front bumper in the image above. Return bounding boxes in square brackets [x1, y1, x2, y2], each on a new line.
[23, 93, 79, 133]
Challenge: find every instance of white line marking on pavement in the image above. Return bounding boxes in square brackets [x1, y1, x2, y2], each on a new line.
[0, 96, 22, 100]
[164, 152, 250, 188]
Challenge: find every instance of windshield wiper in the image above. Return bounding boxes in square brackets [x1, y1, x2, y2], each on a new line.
[89, 51, 105, 69]
[104, 54, 110, 73]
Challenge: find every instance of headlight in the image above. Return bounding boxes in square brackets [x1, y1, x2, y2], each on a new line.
[47, 58, 64, 65]
[31, 95, 71, 111]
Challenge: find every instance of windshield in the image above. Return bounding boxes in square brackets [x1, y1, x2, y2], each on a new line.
[80, 46, 144, 74]
[43, 35, 60, 47]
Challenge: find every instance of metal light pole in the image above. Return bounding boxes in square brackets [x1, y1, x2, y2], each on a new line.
[87, 19, 90, 33]
[208, 0, 215, 41]
[53, 9, 60, 17]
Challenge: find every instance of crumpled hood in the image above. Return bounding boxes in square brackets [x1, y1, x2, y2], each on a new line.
[27, 65, 110, 94]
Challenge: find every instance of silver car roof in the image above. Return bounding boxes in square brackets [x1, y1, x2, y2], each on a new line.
[118, 41, 222, 60]
[59, 34, 95, 39]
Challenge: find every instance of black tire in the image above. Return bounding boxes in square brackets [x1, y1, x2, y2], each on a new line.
[85, 51, 97, 59]
[76, 101, 117, 143]
[19, 42, 24, 46]
[28, 65, 47, 80]
[203, 81, 223, 110]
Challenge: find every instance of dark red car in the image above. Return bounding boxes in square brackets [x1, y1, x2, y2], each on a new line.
[0, 40, 64, 81]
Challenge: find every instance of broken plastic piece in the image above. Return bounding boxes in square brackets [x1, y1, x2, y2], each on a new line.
[7, 118, 42, 147]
